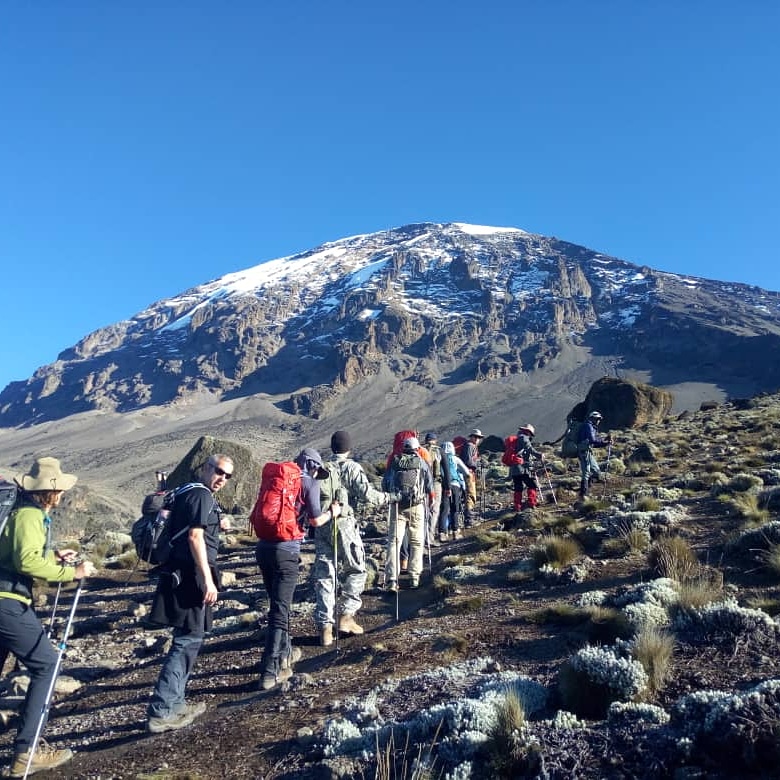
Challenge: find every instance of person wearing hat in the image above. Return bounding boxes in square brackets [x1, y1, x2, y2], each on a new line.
[576, 411, 612, 499]
[312, 431, 398, 646]
[382, 437, 434, 591]
[255, 448, 341, 689]
[0, 457, 96, 777]
[460, 429, 485, 527]
[509, 424, 545, 512]
[422, 433, 443, 546]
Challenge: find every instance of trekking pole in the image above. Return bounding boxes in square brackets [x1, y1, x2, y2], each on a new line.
[47, 583, 63, 639]
[23, 580, 85, 780]
[395, 513, 400, 623]
[332, 510, 339, 655]
[425, 503, 432, 575]
[542, 462, 558, 506]
[602, 442, 613, 497]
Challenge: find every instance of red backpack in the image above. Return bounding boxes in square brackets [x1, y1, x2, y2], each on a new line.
[385, 429, 421, 470]
[501, 435, 522, 467]
[250, 462, 303, 542]
[452, 436, 468, 459]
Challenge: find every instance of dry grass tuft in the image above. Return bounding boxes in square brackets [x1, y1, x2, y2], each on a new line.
[635, 495, 661, 512]
[474, 530, 513, 552]
[632, 626, 674, 695]
[758, 543, 780, 579]
[648, 535, 699, 582]
[433, 574, 458, 598]
[531, 534, 582, 570]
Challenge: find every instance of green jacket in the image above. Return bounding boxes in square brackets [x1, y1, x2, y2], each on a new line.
[0, 503, 75, 604]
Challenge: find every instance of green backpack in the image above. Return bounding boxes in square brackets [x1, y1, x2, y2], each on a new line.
[561, 420, 583, 459]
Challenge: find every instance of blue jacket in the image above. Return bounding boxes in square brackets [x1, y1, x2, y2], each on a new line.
[577, 421, 609, 451]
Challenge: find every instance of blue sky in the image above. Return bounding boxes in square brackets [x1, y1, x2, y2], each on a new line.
[1, 2, 778, 393]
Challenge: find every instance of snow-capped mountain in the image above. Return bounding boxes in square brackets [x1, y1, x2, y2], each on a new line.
[2, 222, 779, 426]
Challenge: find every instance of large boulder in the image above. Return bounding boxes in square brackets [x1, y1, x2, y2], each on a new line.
[165, 435, 261, 514]
[571, 377, 673, 430]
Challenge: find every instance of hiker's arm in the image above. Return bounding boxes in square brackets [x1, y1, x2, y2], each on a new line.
[188, 527, 217, 605]
[308, 502, 342, 528]
[12, 506, 76, 583]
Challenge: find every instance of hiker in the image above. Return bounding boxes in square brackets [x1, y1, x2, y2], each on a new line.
[439, 441, 469, 540]
[254, 448, 340, 689]
[460, 429, 484, 527]
[146, 454, 233, 731]
[313, 431, 398, 646]
[422, 433, 442, 547]
[509, 424, 545, 511]
[577, 411, 612, 499]
[0, 457, 96, 777]
[382, 437, 434, 591]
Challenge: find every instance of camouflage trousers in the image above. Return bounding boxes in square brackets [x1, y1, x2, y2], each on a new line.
[313, 516, 367, 627]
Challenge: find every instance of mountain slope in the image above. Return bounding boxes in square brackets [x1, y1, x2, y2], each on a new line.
[2, 222, 779, 427]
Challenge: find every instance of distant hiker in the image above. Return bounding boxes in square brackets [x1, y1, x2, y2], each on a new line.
[422, 433, 442, 547]
[577, 411, 612, 499]
[252, 448, 339, 690]
[382, 437, 434, 591]
[460, 429, 484, 526]
[439, 441, 470, 540]
[0, 457, 96, 777]
[146, 454, 232, 731]
[313, 431, 397, 646]
[509, 424, 545, 512]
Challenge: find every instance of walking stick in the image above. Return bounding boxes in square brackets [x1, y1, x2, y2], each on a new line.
[602, 442, 613, 497]
[332, 510, 339, 655]
[47, 583, 63, 639]
[23, 580, 84, 780]
[542, 462, 558, 506]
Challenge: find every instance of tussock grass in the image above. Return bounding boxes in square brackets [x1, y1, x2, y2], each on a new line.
[484, 687, 537, 778]
[432, 575, 458, 598]
[619, 521, 651, 554]
[746, 597, 780, 617]
[529, 604, 632, 644]
[531, 534, 582, 570]
[473, 530, 513, 552]
[675, 572, 724, 610]
[635, 496, 661, 512]
[441, 554, 465, 567]
[648, 536, 699, 582]
[758, 543, 780, 578]
[432, 633, 469, 659]
[447, 596, 484, 615]
[372, 723, 442, 780]
[632, 626, 674, 695]
[729, 493, 770, 524]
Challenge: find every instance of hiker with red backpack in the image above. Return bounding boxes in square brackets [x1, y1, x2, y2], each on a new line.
[250, 448, 341, 691]
[507, 424, 546, 512]
[382, 437, 434, 592]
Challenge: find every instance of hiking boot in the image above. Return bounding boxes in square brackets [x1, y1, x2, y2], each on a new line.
[320, 624, 334, 647]
[281, 646, 302, 670]
[8, 742, 74, 777]
[385, 580, 398, 593]
[261, 664, 293, 690]
[429, 536, 441, 547]
[338, 613, 364, 635]
[147, 702, 206, 734]
[409, 576, 419, 589]
[454, 529, 463, 540]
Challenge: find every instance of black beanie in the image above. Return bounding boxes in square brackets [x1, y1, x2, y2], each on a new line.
[331, 430, 352, 454]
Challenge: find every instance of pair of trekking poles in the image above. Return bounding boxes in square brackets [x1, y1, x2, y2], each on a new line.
[17, 580, 84, 780]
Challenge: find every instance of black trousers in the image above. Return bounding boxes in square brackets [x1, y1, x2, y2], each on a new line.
[255, 541, 300, 675]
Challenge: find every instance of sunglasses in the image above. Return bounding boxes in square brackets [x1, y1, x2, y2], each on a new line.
[213, 465, 233, 480]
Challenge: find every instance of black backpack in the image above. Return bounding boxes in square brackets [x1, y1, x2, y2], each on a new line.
[393, 453, 424, 509]
[561, 420, 583, 459]
[131, 483, 207, 566]
[0, 478, 19, 538]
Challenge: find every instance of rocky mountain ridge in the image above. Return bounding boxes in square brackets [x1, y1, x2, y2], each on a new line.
[2, 222, 779, 427]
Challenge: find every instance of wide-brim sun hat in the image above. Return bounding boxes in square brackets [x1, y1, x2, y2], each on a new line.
[518, 424, 536, 437]
[403, 437, 421, 451]
[15, 457, 78, 492]
[470, 429, 484, 438]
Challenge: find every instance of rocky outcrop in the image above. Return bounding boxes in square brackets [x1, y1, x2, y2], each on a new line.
[570, 377, 674, 430]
